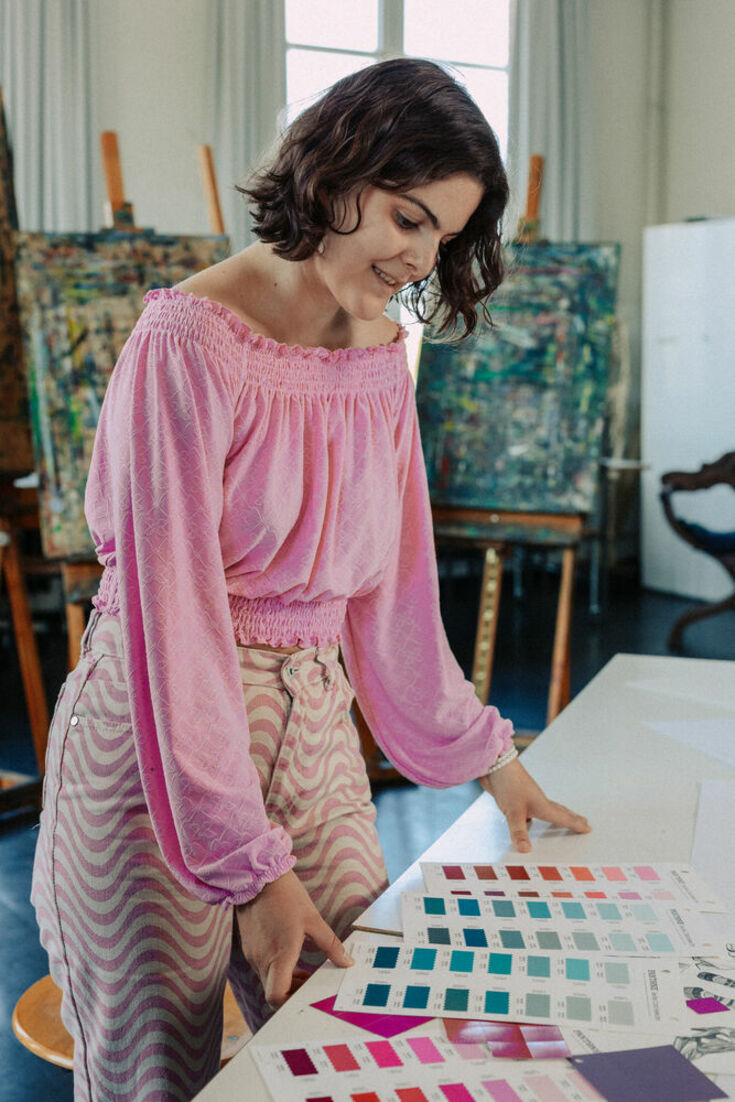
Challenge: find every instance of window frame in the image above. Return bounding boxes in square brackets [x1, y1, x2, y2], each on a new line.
[283, 0, 510, 143]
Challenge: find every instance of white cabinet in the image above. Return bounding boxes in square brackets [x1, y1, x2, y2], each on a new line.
[641, 219, 735, 600]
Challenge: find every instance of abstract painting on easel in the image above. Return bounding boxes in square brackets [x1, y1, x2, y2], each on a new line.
[0, 85, 34, 474]
[416, 243, 620, 515]
[14, 231, 229, 558]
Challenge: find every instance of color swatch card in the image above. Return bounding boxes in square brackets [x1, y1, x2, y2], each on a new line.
[251, 1033, 605, 1102]
[563, 957, 735, 1077]
[420, 863, 726, 912]
[334, 938, 683, 1032]
[401, 893, 722, 957]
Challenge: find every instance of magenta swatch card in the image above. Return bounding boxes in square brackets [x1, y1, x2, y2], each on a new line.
[687, 996, 730, 1014]
[311, 994, 433, 1037]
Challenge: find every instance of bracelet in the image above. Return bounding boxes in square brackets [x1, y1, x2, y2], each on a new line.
[485, 746, 519, 775]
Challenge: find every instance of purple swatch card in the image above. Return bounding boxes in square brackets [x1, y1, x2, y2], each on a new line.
[569, 1045, 727, 1102]
[311, 994, 433, 1038]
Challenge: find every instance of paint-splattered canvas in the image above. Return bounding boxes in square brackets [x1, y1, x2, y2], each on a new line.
[0, 88, 18, 233]
[0, 85, 33, 473]
[15, 231, 230, 558]
[416, 243, 620, 515]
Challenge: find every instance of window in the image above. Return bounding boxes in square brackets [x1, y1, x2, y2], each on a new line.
[284, 0, 510, 156]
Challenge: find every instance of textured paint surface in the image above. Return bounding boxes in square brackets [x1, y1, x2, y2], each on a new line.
[0, 89, 33, 472]
[15, 230, 229, 556]
[416, 242, 620, 515]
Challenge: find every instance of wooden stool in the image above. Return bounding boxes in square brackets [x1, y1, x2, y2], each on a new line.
[12, 974, 251, 1070]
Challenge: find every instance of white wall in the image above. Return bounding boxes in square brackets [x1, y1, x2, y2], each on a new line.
[89, 0, 214, 235]
[665, 0, 735, 223]
[586, 0, 656, 438]
[585, 0, 735, 252]
[550, 0, 735, 446]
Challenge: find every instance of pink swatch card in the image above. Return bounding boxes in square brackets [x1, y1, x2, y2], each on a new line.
[443, 1018, 571, 1059]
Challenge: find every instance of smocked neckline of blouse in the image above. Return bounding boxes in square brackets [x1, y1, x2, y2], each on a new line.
[143, 288, 407, 363]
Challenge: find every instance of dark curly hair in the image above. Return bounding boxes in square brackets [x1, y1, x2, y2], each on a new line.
[242, 58, 509, 337]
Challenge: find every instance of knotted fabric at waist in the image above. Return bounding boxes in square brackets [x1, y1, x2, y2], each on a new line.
[236, 640, 342, 694]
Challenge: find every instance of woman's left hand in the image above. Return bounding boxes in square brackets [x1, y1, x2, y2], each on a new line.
[479, 758, 591, 853]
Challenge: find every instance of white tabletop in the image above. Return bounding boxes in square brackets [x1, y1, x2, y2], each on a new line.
[195, 652, 735, 1100]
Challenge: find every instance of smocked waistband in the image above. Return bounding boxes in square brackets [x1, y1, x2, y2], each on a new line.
[92, 566, 345, 648]
[228, 594, 345, 648]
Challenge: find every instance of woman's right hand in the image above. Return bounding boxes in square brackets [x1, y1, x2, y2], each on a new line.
[235, 869, 353, 1008]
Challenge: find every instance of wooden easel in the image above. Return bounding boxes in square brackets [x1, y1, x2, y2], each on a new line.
[100, 131, 138, 230]
[429, 156, 584, 732]
[59, 140, 398, 783]
[57, 130, 137, 668]
[61, 136, 230, 668]
[0, 509, 49, 810]
[195, 146, 399, 780]
[0, 84, 49, 810]
[62, 138, 228, 671]
[515, 154, 545, 244]
[199, 145, 399, 781]
[197, 145, 225, 235]
[433, 508, 580, 729]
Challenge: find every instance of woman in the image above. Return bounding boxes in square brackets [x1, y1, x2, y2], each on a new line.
[32, 58, 590, 1101]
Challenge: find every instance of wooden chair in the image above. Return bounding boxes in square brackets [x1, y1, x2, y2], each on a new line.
[12, 974, 250, 1070]
[660, 451, 735, 649]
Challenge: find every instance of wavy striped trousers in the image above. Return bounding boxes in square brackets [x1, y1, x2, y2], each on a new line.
[31, 610, 388, 1101]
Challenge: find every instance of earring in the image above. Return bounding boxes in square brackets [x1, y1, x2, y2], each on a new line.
[317, 240, 325, 255]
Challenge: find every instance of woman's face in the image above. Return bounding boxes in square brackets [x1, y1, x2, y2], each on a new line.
[314, 173, 483, 323]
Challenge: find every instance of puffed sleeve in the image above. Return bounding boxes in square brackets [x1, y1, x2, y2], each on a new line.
[340, 371, 515, 787]
[86, 321, 295, 906]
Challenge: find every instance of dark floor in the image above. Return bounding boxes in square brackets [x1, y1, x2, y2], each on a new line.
[2, 550, 733, 1101]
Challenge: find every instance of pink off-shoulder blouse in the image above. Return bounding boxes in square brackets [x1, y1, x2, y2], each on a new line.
[85, 288, 514, 907]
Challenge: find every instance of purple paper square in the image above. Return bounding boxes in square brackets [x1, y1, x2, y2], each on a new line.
[569, 1045, 727, 1102]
